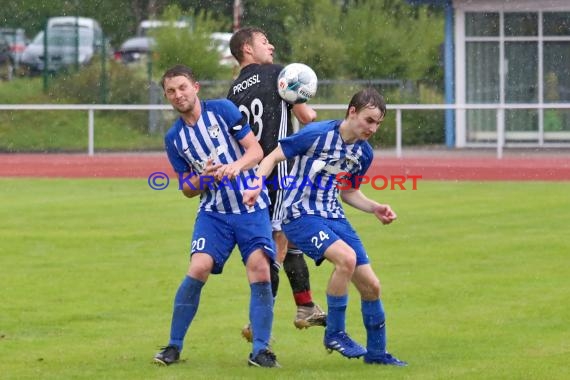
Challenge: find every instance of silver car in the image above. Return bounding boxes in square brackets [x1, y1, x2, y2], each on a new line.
[114, 36, 155, 65]
[21, 24, 107, 73]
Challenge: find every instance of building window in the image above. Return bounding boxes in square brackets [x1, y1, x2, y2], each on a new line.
[464, 10, 570, 144]
[466, 12, 499, 36]
[543, 12, 570, 36]
[543, 42, 570, 103]
[504, 12, 537, 37]
[465, 41, 499, 141]
[543, 39, 570, 135]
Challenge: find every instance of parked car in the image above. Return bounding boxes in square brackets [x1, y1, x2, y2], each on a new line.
[114, 36, 154, 65]
[0, 34, 14, 80]
[20, 16, 109, 74]
[0, 27, 27, 67]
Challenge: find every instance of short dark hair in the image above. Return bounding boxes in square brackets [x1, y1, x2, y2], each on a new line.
[345, 88, 387, 118]
[229, 27, 267, 63]
[160, 65, 197, 89]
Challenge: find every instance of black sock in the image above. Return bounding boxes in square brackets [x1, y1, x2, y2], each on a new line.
[270, 261, 280, 298]
[284, 250, 314, 307]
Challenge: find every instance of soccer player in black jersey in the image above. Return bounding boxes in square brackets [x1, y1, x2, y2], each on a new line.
[228, 27, 326, 338]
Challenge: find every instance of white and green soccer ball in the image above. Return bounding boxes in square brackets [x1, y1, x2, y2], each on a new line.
[277, 63, 318, 104]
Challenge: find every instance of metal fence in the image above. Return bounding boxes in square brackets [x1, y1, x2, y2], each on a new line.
[2, 103, 570, 159]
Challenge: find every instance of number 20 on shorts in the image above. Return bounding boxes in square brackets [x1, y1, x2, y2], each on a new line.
[192, 237, 206, 252]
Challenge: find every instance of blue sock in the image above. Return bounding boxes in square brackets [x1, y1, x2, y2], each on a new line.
[325, 294, 348, 337]
[249, 282, 273, 357]
[168, 276, 205, 351]
[362, 299, 386, 358]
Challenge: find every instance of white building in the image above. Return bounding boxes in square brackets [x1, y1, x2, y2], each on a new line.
[413, 0, 570, 147]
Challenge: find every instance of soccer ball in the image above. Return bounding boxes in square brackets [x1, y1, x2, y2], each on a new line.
[277, 63, 318, 104]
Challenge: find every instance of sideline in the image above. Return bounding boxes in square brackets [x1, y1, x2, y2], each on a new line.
[1, 151, 569, 181]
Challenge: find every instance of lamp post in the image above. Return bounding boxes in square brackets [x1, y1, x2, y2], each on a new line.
[233, 0, 242, 32]
[42, 21, 48, 92]
[74, 0, 80, 72]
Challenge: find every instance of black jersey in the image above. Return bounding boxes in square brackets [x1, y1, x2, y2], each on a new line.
[228, 63, 294, 191]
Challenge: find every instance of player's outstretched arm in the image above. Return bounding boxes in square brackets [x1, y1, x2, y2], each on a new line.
[340, 188, 397, 225]
[242, 146, 287, 207]
[292, 103, 317, 124]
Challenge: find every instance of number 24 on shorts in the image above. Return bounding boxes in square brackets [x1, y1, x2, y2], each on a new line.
[311, 231, 330, 248]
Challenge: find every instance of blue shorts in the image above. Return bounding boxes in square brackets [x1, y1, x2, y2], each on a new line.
[282, 215, 369, 267]
[191, 209, 276, 274]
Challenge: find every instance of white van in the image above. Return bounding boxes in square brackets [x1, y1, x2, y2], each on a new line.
[20, 16, 108, 73]
[47, 16, 102, 31]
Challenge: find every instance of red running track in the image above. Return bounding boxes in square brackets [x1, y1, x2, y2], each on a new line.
[1, 153, 569, 181]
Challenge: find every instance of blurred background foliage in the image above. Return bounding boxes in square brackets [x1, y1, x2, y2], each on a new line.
[150, 5, 233, 80]
[0, 0, 444, 82]
[0, 0, 446, 150]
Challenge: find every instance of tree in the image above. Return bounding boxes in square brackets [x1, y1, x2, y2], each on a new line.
[239, 0, 312, 63]
[340, 1, 443, 80]
[0, 0, 444, 83]
[286, 0, 345, 78]
[151, 5, 231, 80]
[286, 0, 443, 82]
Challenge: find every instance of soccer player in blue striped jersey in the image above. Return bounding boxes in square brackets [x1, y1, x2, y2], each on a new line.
[154, 65, 279, 368]
[243, 88, 407, 366]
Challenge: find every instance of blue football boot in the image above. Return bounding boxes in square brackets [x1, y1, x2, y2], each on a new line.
[323, 331, 367, 359]
[364, 352, 408, 367]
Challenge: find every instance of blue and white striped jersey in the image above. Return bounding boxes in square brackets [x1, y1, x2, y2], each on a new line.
[279, 120, 373, 220]
[165, 99, 269, 214]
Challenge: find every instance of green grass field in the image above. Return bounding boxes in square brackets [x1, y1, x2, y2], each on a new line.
[1, 179, 568, 379]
